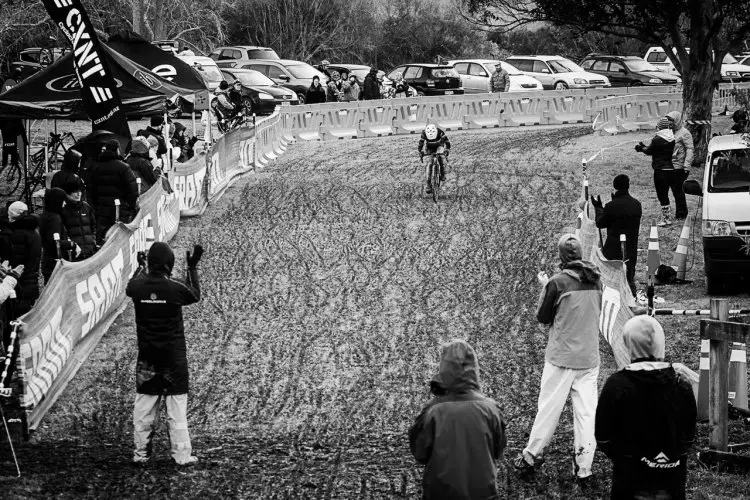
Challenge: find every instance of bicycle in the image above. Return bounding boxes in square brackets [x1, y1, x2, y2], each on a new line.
[20, 131, 76, 198]
[421, 151, 447, 203]
[217, 109, 248, 134]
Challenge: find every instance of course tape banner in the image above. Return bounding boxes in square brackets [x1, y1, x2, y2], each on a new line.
[17, 182, 180, 431]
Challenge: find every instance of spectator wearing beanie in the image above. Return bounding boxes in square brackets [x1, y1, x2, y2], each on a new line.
[142, 115, 167, 157]
[61, 178, 97, 261]
[50, 147, 83, 192]
[127, 136, 159, 191]
[170, 122, 198, 163]
[38, 187, 79, 283]
[6, 201, 41, 317]
[88, 140, 139, 244]
[635, 116, 676, 226]
[592, 174, 642, 296]
[596, 316, 696, 500]
[514, 234, 602, 481]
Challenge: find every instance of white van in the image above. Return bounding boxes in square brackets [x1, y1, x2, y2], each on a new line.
[684, 135, 750, 293]
[177, 55, 223, 91]
[644, 47, 750, 82]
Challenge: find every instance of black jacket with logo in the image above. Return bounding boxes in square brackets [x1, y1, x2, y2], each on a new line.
[88, 150, 139, 223]
[596, 362, 696, 499]
[126, 243, 200, 395]
[594, 190, 642, 262]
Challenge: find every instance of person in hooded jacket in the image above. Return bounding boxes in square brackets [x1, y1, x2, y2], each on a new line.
[635, 117, 677, 226]
[362, 67, 381, 100]
[51, 147, 83, 192]
[127, 136, 159, 191]
[326, 71, 344, 102]
[6, 201, 41, 317]
[596, 315, 696, 500]
[409, 339, 507, 500]
[38, 187, 79, 283]
[88, 140, 139, 244]
[170, 122, 197, 163]
[514, 234, 602, 482]
[61, 178, 97, 261]
[126, 241, 203, 466]
[592, 174, 642, 296]
[141, 115, 168, 158]
[305, 76, 327, 104]
[665, 111, 693, 220]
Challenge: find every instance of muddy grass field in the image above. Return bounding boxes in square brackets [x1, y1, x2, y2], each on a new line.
[2, 122, 750, 499]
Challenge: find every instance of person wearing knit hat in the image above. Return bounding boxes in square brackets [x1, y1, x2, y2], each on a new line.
[596, 316, 696, 499]
[142, 115, 167, 156]
[6, 200, 41, 317]
[514, 233, 603, 482]
[7, 201, 28, 223]
[127, 136, 159, 192]
[61, 177, 97, 260]
[665, 111, 693, 220]
[635, 116, 676, 226]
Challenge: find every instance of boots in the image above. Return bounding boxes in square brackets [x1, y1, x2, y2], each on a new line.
[657, 206, 672, 227]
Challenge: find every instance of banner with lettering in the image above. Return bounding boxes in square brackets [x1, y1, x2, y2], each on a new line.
[17, 182, 179, 430]
[42, 0, 131, 140]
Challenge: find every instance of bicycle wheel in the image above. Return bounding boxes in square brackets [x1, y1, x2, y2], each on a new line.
[0, 163, 21, 196]
[431, 159, 440, 203]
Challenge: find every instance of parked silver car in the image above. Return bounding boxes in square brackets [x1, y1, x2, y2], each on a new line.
[448, 59, 543, 92]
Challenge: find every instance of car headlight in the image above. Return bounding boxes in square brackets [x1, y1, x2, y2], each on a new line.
[725, 71, 738, 76]
[703, 220, 736, 237]
[258, 93, 274, 100]
[648, 78, 663, 84]
[573, 78, 587, 84]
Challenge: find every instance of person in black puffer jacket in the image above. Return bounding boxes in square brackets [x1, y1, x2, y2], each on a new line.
[126, 242, 202, 466]
[141, 115, 168, 157]
[305, 75, 327, 104]
[50, 147, 83, 192]
[38, 187, 78, 283]
[596, 316, 696, 500]
[88, 140, 139, 244]
[127, 136, 159, 192]
[6, 201, 41, 317]
[170, 122, 197, 163]
[636, 117, 676, 227]
[61, 178, 97, 261]
[362, 66, 380, 100]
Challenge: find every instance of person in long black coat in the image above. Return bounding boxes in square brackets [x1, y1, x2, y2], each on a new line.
[305, 76, 327, 104]
[6, 201, 41, 317]
[51, 148, 83, 191]
[61, 178, 97, 261]
[362, 67, 381, 100]
[38, 187, 78, 283]
[127, 136, 159, 192]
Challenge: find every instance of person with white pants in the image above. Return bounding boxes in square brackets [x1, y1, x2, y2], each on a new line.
[514, 234, 603, 482]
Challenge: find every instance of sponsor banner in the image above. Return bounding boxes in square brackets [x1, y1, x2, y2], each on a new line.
[17, 182, 179, 430]
[171, 154, 208, 217]
[42, 0, 131, 140]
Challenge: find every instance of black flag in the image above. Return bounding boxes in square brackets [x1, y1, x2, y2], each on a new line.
[42, 0, 131, 142]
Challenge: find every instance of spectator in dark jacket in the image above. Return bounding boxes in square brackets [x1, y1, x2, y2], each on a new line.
[636, 117, 676, 227]
[305, 76, 327, 104]
[170, 122, 197, 163]
[6, 201, 41, 317]
[88, 140, 139, 244]
[593, 174, 642, 296]
[409, 339, 506, 500]
[127, 136, 159, 192]
[362, 67, 380, 100]
[51, 147, 83, 192]
[126, 241, 202, 466]
[1, 118, 25, 170]
[38, 187, 78, 283]
[141, 115, 168, 157]
[596, 315, 696, 500]
[61, 178, 97, 261]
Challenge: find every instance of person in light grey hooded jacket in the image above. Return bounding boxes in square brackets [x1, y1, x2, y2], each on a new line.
[665, 111, 693, 220]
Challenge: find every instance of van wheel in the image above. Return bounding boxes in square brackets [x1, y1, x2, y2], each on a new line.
[554, 81, 569, 90]
[706, 273, 725, 295]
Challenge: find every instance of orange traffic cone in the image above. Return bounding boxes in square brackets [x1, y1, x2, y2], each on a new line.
[647, 224, 661, 277]
[697, 339, 710, 421]
[729, 342, 748, 410]
[671, 215, 692, 279]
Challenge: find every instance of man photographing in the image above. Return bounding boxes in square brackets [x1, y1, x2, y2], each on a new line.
[126, 241, 203, 466]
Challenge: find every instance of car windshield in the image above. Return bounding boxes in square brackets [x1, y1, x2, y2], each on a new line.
[709, 148, 750, 192]
[431, 67, 459, 78]
[287, 64, 321, 79]
[236, 71, 276, 86]
[248, 49, 279, 60]
[624, 59, 659, 72]
[724, 54, 739, 64]
[195, 65, 223, 83]
[548, 59, 583, 73]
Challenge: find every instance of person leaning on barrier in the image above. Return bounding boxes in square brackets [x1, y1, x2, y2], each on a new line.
[409, 339, 506, 500]
[305, 75, 327, 104]
[170, 122, 198, 163]
[592, 174, 642, 297]
[38, 187, 80, 284]
[142, 115, 168, 158]
[489, 62, 510, 93]
[362, 67, 380, 100]
[0, 259, 24, 350]
[126, 242, 203, 467]
[596, 316, 696, 500]
[6, 201, 40, 319]
[127, 136, 159, 191]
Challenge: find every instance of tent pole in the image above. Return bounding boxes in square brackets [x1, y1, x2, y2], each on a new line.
[44, 119, 49, 175]
[23, 120, 31, 210]
[192, 111, 196, 138]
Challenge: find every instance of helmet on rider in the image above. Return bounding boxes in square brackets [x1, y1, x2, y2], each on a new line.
[424, 124, 438, 141]
[219, 80, 229, 90]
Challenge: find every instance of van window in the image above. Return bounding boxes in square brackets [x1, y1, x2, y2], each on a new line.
[709, 150, 750, 192]
[647, 52, 668, 63]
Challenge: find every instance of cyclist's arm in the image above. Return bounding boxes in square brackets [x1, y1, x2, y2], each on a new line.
[418, 137, 425, 152]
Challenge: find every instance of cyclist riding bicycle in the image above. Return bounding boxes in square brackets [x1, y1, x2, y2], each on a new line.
[211, 81, 237, 130]
[418, 124, 451, 194]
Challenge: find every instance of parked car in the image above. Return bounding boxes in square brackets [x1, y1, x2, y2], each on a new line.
[506, 55, 610, 90]
[579, 55, 680, 87]
[240, 59, 327, 104]
[385, 64, 464, 96]
[683, 134, 750, 294]
[10, 47, 66, 79]
[177, 55, 224, 91]
[645, 47, 750, 81]
[210, 46, 280, 67]
[448, 59, 542, 92]
[738, 55, 750, 66]
[220, 68, 299, 115]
